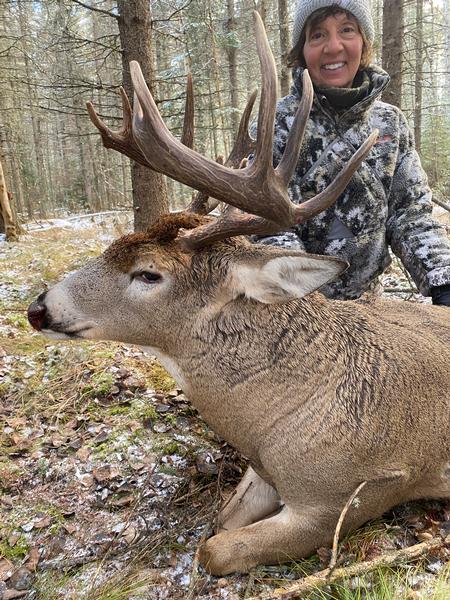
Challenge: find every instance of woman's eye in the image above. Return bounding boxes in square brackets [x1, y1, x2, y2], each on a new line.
[310, 31, 323, 41]
[135, 271, 162, 284]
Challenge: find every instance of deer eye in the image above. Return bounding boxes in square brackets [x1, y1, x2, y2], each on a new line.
[134, 271, 162, 284]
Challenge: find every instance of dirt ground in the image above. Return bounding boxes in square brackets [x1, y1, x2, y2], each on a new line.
[0, 214, 449, 599]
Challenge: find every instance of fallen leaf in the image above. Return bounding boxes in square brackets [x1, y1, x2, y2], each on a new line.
[0, 558, 14, 582]
[78, 473, 94, 488]
[63, 523, 77, 535]
[76, 446, 91, 461]
[316, 546, 331, 566]
[34, 515, 52, 529]
[24, 547, 40, 571]
[93, 465, 119, 482]
[109, 494, 134, 507]
[3, 590, 29, 599]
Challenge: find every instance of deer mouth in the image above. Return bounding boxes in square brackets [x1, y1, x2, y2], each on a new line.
[41, 324, 96, 340]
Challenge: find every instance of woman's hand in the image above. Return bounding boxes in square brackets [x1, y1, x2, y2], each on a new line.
[431, 284, 450, 307]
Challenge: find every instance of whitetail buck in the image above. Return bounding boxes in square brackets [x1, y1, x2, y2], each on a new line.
[28, 13, 449, 576]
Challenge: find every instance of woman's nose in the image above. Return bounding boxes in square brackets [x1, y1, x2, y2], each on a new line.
[324, 34, 344, 54]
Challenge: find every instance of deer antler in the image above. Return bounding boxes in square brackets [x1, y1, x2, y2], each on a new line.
[186, 90, 257, 216]
[86, 73, 195, 167]
[88, 11, 378, 250]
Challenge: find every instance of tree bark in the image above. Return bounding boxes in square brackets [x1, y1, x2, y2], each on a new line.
[278, 0, 290, 96]
[382, 0, 403, 108]
[117, 0, 168, 231]
[206, 0, 230, 156]
[0, 157, 18, 241]
[226, 0, 240, 136]
[18, 0, 49, 218]
[414, 0, 423, 152]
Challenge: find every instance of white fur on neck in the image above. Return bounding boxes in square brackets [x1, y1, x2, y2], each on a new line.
[140, 346, 191, 395]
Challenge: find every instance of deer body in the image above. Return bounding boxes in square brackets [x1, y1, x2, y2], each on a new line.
[27, 12, 449, 574]
[29, 226, 450, 574]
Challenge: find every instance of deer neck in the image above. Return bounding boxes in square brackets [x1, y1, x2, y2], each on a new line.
[142, 293, 338, 458]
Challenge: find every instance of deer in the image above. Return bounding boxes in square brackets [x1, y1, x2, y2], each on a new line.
[27, 12, 449, 576]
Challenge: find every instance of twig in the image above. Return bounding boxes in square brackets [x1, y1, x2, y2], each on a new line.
[243, 569, 256, 598]
[433, 197, 450, 213]
[246, 537, 444, 600]
[383, 287, 418, 294]
[329, 481, 367, 572]
[71, 0, 117, 19]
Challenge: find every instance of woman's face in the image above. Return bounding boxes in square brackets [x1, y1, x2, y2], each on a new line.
[303, 13, 363, 88]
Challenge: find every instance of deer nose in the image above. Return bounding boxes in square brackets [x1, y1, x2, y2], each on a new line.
[28, 300, 48, 331]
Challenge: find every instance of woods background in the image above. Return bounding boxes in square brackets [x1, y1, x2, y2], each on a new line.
[0, 0, 449, 233]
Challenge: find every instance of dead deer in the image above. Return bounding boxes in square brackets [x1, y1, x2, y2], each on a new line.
[28, 12, 449, 576]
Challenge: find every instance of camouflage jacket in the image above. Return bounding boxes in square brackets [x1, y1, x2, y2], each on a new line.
[259, 65, 450, 299]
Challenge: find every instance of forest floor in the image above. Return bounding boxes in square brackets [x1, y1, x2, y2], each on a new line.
[0, 213, 449, 600]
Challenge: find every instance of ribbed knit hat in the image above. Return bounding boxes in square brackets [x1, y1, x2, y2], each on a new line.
[292, 0, 375, 47]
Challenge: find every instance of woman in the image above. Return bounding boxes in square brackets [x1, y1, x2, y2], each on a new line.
[259, 0, 450, 305]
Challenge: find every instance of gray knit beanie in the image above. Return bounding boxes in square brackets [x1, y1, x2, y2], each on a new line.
[292, 0, 375, 47]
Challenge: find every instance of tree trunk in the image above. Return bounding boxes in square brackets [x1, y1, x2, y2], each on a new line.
[278, 0, 290, 96]
[0, 157, 18, 241]
[414, 0, 423, 152]
[207, 0, 230, 156]
[117, 0, 168, 231]
[226, 0, 240, 136]
[18, 0, 49, 218]
[444, 0, 450, 106]
[382, 0, 403, 108]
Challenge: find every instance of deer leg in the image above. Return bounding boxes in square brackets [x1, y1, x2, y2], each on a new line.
[218, 466, 281, 531]
[200, 504, 334, 575]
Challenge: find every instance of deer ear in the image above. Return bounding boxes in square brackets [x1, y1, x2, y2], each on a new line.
[230, 252, 347, 304]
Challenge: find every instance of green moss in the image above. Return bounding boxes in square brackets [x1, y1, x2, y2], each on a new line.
[81, 370, 115, 399]
[147, 362, 176, 393]
[4, 313, 29, 330]
[108, 404, 133, 416]
[139, 405, 158, 421]
[0, 535, 29, 561]
[163, 414, 177, 427]
[161, 441, 180, 455]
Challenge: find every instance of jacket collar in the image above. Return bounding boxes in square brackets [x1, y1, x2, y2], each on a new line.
[291, 65, 390, 119]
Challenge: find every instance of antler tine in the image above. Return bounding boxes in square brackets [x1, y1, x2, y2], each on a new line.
[226, 89, 257, 169]
[86, 88, 152, 168]
[251, 12, 277, 176]
[178, 213, 280, 250]
[87, 73, 195, 168]
[276, 70, 314, 185]
[187, 90, 257, 216]
[181, 72, 194, 149]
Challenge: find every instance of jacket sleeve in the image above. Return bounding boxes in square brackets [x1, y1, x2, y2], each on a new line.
[386, 111, 450, 296]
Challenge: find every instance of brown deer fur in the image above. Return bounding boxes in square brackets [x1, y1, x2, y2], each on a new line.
[28, 214, 450, 575]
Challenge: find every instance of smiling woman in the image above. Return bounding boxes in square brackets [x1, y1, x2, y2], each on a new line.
[302, 13, 363, 88]
[257, 0, 450, 305]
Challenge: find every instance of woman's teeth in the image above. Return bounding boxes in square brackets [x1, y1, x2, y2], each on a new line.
[323, 62, 345, 70]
